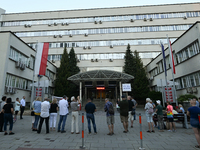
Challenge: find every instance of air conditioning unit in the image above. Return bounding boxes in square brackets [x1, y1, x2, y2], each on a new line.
[149, 18, 153, 21]
[84, 33, 88, 37]
[52, 60, 55, 63]
[143, 18, 147, 21]
[69, 34, 73, 37]
[130, 19, 134, 22]
[12, 88, 16, 94]
[9, 87, 13, 93]
[77, 59, 80, 62]
[15, 61, 21, 68]
[91, 59, 94, 62]
[53, 35, 57, 38]
[149, 76, 154, 80]
[28, 24, 32, 27]
[186, 87, 193, 93]
[94, 21, 97, 24]
[109, 59, 113, 62]
[61, 22, 65, 26]
[95, 59, 98, 62]
[54, 22, 58, 26]
[59, 35, 62, 38]
[4, 86, 8, 94]
[183, 16, 187, 20]
[88, 46, 91, 49]
[110, 45, 113, 48]
[83, 46, 87, 49]
[48, 24, 52, 26]
[24, 24, 28, 27]
[66, 22, 69, 25]
[192, 87, 198, 93]
[99, 20, 102, 24]
[20, 63, 26, 70]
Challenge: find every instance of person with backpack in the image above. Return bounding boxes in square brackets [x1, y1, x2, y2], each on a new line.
[145, 98, 155, 133]
[104, 98, 114, 135]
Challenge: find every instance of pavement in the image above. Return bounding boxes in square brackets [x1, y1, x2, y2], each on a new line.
[0, 108, 198, 150]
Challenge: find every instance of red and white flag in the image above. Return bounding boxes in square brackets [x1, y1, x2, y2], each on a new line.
[34, 43, 49, 75]
[167, 38, 176, 74]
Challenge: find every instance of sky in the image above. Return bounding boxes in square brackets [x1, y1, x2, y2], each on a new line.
[0, 0, 200, 13]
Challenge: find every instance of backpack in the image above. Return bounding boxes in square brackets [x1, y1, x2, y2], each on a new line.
[108, 103, 114, 115]
[148, 107, 154, 114]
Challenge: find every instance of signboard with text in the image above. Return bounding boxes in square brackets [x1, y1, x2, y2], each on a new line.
[122, 83, 131, 92]
[162, 86, 175, 103]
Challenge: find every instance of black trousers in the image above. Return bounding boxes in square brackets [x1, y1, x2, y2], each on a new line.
[37, 116, 49, 133]
[20, 106, 25, 119]
[0, 113, 4, 131]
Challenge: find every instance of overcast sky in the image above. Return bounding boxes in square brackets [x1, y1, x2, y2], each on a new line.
[1, 0, 200, 13]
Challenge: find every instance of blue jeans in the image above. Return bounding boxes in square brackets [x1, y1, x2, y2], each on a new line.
[86, 113, 97, 133]
[4, 113, 13, 132]
[34, 115, 40, 129]
[58, 114, 67, 131]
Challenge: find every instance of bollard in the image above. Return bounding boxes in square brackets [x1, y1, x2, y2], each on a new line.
[198, 114, 200, 124]
[139, 113, 145, 150]
[80, 112, 85, 149]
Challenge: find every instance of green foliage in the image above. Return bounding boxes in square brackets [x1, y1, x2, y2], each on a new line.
[148, 91, 162, 102]
[54, 47, 70, 96]
[123, 45, 150, 102]
[177, 94, 198, 102]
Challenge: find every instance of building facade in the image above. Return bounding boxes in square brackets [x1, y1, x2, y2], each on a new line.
[146, 22, 200, 99]
[0, 31, 57, 105]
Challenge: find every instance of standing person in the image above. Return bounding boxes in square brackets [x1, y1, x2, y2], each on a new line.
[70, 96, 81, 134]
[14, 98, 20, 122]
[195, 98, 199, 107]
[127, 96, 134, 128]
[33, 97, 42, 131]
[178, 104, 185, 114]
[187, 99, 200, 148]
[155, 100, 164, 132]
[2, 98, 14, 135]
[0, 96, 7, 132]
[166, 101, 176, 132]
[118, 95, 129, 133]
[145, 98, 154, 133]
[20, 96, 26, 119]
[37, 98, 50, 134]
[104, 98, 114, 135]
[85, 98, 97, 134]
[49, 98, 58, 131]
[131, 96, 137, 126]
[57, 95, 69, 133]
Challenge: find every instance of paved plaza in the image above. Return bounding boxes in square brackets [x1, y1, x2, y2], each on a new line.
[0, 108, 198, 150]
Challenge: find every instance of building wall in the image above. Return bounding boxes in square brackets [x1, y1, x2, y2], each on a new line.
[146, 22, 200, 98]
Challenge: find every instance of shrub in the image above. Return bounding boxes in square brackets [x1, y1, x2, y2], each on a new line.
[177, 94, 198, 102]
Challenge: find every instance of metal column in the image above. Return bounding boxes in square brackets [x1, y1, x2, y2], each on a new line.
[119, 81, 122, 101]
[80, 81, 82, 105]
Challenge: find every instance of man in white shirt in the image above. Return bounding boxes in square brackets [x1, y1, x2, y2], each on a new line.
[37, 98, 50, 134]
[20, 96, 26, 119]
[57, 95, 69, 133]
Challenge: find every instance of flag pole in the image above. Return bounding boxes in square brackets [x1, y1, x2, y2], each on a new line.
[167, 35, 178, 106]
[160, 41, 169, 106]
[30, 41, 38, 110]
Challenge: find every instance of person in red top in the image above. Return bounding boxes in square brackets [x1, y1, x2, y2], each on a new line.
[166, 102, 176, 132]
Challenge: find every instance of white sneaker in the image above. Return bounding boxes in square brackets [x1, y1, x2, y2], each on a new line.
[173, 129, 177, 132]
[168, 130, 172, 132]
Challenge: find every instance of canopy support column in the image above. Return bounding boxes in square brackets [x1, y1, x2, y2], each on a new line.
[80, 81, 82, 105]
[119, 81, 122, 101]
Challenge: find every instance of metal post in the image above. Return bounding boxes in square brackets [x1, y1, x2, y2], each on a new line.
[139, 113, 145, 150]
[80, 81, 82, 106]
[119, 81, 122, 101]
[80, 113, 85, 149]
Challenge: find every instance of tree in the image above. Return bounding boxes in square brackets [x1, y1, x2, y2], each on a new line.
[54, 46, 70, 96]
[68, 47, 80, 98]
[123, 44, 149, 103]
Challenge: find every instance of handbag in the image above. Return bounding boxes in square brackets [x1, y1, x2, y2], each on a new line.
[31, 111, 35, 116]
[131, 109, 135, 115]
[148, 107, 154, 114]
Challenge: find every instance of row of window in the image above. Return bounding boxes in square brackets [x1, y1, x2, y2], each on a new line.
[45, 69, 55, 80]
[9, 47, 35, 69]
[48, 52, 160, 61]
[15, 24, 191, 37]
[5, 74, 32, 90]
[149, 40, 200, 77]
[1, 11, 200, 27]
[175, 71, 200, 89]
[29, 38, 176, 49]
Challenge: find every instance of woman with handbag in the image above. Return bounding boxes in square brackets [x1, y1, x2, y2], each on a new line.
[32, 97, 42, 131]
[14, 98, 20, 122]
[144, 98, 154, 133]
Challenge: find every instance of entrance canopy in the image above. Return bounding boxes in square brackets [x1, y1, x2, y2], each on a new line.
[68, 70, 134, 85]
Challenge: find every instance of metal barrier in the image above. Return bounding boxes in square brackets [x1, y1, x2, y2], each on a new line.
[80, 112, 85, 149]
[139, 113, 145, 150]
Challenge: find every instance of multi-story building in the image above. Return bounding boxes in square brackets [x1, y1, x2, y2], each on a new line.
[146, 21, 200, 99]
[0, 3, 200, 100]
[0, 31, 57, 105]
